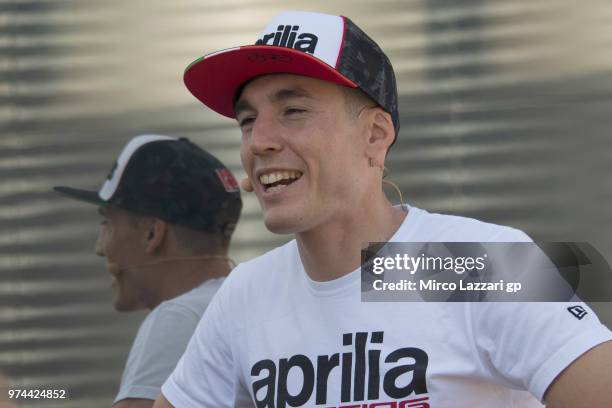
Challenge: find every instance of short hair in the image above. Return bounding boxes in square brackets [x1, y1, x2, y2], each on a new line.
[171, 224, 231, 254]
[125, 210, 236, 255]
[342, 86, 377, 118]
[342, 86, 396, 155]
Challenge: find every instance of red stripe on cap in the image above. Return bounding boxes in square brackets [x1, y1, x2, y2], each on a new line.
[334, 16, 347, 69]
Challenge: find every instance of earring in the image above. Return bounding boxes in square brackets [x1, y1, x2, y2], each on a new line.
[369, 158, 384, 171]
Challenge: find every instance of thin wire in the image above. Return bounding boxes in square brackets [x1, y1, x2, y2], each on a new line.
[382, 167, 407, 211]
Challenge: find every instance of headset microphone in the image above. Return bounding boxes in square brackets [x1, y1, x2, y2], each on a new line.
[240, 177, 254, 192]
[106, 256, 234, 276]
[107, 262, 123, 276]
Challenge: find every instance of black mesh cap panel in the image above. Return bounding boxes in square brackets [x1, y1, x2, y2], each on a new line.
[336, 17, 400, 140]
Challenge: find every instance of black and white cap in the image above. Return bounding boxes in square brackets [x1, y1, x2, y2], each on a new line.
[54, 135, 242, 234]
[184, 11, 399, 137]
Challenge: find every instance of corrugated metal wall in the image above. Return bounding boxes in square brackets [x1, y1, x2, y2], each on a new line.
[2, 0, 611, 406]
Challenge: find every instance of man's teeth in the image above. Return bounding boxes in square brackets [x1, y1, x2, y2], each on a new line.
[259, 170, 301, 186]
[266, 184, 286, 193]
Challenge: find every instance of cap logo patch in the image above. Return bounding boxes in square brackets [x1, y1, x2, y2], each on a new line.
[256, 25, 318, 54]
[216, 168, 239, 193]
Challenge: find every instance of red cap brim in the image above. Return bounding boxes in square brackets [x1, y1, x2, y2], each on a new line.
[184, 45, 357, 119]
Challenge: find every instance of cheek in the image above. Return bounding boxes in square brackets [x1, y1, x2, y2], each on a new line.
[319, 136, 363, 196]
[101, 225, 130, 259]
[240, 143, 253, 173]
[96, 225, 111, 254]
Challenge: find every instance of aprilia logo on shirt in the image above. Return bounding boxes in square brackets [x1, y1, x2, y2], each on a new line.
[250, 332, 429, 408]
[255, 25, 319, 54]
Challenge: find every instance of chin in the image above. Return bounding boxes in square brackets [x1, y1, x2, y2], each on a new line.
[263, 218, 299, 235]
[263, 210, 307, 235]
[112, 292, 143, 312]
[113, 299, 136, 312]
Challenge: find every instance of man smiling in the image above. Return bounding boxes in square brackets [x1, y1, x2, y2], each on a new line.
[55, 135, 242, 407]
[155, 11, 612, 408]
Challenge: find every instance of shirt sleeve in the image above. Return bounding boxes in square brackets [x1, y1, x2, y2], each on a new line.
[161, 275, 253, 407]
[114, 304, 202, 403]
[470, 226, 612, 401]
[470, 301, 612, 401]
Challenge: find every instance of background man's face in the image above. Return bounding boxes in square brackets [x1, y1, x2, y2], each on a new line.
[236, 74, 368, 234]
[95, 206, 148, 311]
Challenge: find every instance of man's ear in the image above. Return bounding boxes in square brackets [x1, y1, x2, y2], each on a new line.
[364, 107, 395, 162]
[143, 218, 167, 254]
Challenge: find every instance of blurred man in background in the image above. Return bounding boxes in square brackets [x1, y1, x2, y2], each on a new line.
[55, 134, 242, 408]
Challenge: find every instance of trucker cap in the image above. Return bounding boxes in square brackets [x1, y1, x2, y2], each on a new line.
[184, 10, 400, 137]
[54, 135, 242, 235]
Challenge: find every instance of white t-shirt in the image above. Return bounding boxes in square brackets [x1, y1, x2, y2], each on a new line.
[114, 277, 224, 404]
[162, 206, 612, 407]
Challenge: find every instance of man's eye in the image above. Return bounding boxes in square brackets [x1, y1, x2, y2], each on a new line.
[285, 108, 306, 115]
[99, 220, 108, 226]
[239, 117, 255, 127]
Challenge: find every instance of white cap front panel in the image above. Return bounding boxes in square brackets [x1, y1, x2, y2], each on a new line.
[256, 11, 344, 68]
[98, 134, 177, 200]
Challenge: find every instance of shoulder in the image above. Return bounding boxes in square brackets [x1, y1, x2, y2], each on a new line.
[137, 299, 203, 339]
[406, 205, 532, 242]
[126, 304, 205, 366]
[225, 239, 298, 289]
[115, 303, 208, 403]
[162, 277, 225, 318]
[204, 239, 299, 324]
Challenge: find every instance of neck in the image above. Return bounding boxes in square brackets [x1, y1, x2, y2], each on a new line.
[296, 194, 407, 282]
[146, 256, 231, 309]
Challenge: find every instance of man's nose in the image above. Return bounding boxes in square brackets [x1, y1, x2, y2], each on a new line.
[249, 114, 283, 156]
[94, 226, 105, 257]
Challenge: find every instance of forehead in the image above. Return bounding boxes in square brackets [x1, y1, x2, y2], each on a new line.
[98, 205, 131, 220]
[236, 74, 343, 106]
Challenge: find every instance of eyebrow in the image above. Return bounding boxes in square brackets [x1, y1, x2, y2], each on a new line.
[270, 87, 317, 103]
[234, 86, 318, 117]
[234, 98, 255, 118]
